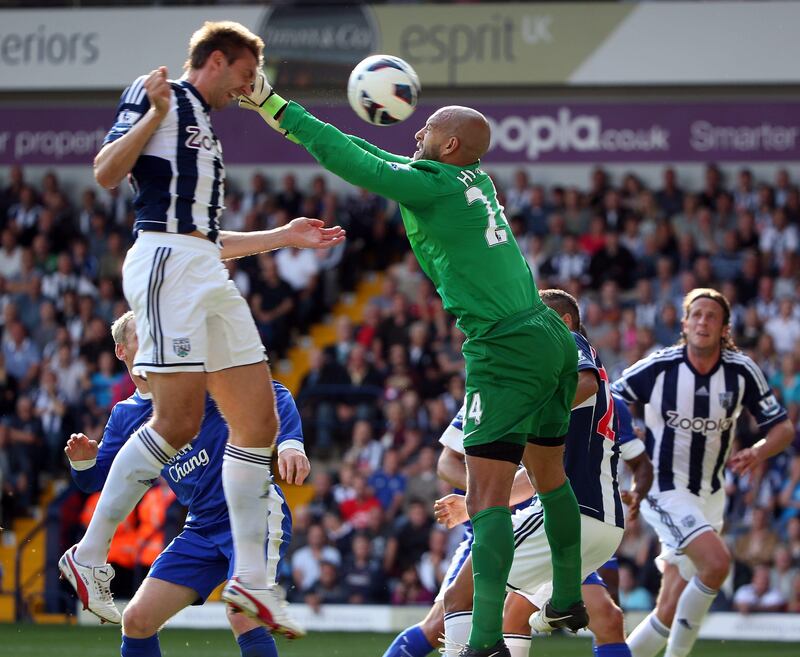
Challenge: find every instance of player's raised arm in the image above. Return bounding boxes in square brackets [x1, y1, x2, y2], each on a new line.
[346, 135, 412, 164]
[94, 67, 171, 189]
[238, 73, 438, 207]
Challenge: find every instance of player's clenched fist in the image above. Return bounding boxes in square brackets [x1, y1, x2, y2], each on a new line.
[64, 432, 99, 461]
[144, 66, 171, 116]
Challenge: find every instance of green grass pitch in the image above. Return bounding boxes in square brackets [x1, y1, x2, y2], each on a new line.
[0, 625, 796, 657]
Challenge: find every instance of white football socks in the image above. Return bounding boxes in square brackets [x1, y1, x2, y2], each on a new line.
[665, 576, 717, 657]
[443, 611, 473, 657]
[628, 612, 670, 657]
[75, 426, 176, 566]
[222, 444, 274, 589]
[504, 633, 532, 657]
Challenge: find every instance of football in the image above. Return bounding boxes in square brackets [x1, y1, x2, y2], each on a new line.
[347, 54, 421, 126]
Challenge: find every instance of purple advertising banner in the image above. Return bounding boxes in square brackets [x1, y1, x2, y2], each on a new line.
[2, 101, 800, 166]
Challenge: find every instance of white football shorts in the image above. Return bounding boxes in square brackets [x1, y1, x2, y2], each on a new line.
[123, 232, 265, 375]
[640, 488, 725, 581]
[507, 502, 624, 605]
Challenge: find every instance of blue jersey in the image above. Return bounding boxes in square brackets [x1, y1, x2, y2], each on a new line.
[104, 77, 224, 242]
[566, 331, 624, 529]
[72, 381, 303, 531]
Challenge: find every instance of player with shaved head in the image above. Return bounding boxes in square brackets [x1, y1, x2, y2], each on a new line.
[239, 75, 586, 657]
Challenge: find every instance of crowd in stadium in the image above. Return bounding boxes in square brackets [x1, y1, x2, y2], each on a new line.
[1, 160, 799, 612]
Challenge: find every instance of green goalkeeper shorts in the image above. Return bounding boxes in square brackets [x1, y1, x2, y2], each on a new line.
[462, 305, 578, 450]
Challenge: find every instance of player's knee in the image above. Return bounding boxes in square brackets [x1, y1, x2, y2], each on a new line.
[699, 545, 731, 588]
[154, 413, 203, 446]
[122, 603, 158, 638]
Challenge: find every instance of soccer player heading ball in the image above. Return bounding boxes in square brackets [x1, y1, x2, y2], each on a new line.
[239, 72, 586, 656]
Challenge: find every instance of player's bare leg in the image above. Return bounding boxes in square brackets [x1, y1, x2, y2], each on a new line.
[523, 442, 585, 631]
[663, 532, 729, 657]
[628, 563, 684, 657]
[123, 577, 198, 638]
[226, 605, 280, 656]
[442, 557, 476, 656]
[62, 372, 206, 623]
[462, 452, 518, 655]
[209, 361, 304, 638]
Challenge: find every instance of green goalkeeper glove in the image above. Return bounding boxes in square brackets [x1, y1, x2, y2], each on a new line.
[238, 71, 299, 144]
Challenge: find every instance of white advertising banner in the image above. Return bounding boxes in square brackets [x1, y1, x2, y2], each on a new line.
[3, 3, 800, 90]
[0, 7, 262, 90]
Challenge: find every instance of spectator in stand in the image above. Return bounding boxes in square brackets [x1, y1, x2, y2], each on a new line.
[384, 499, 433, 577]
[733, 507, 780, 571]
[250, 253, 295, 360]
[392, 566, 434, 606]
[306, 470, 338, 521]
[2, 321, 39, 389]
[760, 207, 799, 270]
[304, 560, 348, 610]
[656, 166, 684, 217]
[589, 230, 637, 290]
[417, 528, 448, 595]
[291, 524, 342, 596]
[733, 565, 786, 614]
[368, 449, 406, 520]
[33, 369, 67, 474]
[770, 355, 800, 410]
[343, 419, 384, 475]
[765, 298, 800, 355]
[341, 533, 387, 603]
[404, 446, 439, 508]
[772, 546, 799, 602]
[274, 245, 319, 330]
[618, 563, 654, 612]
[339, 474, 381, 530]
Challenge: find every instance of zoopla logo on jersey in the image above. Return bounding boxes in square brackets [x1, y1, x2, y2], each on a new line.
[666, 411, 735, 435]
[486, 108, 671, 160]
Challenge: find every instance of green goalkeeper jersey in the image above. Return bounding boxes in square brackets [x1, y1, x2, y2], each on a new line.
[281, 102, 544, 339]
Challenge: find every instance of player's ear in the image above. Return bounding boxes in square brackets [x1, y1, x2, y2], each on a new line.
[443, 136, 458, 155]
[114, 343, 125, 362]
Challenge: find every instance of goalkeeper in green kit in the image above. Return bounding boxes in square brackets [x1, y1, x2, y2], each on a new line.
[239, 73, 586, 656]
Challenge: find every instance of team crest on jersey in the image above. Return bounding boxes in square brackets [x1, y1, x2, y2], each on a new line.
[718, 391, 734, 409]
[681, 514, 697, 529]
[173, 338, 191, 358]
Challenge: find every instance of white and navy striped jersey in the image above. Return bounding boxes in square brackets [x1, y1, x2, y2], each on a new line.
[104, 76, 225, 243]
[611, 346, 788, 499]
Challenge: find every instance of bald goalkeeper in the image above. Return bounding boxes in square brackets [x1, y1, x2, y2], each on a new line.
[238, 75, 586, 657]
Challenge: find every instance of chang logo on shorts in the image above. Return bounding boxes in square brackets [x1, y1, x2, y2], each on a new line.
[681, 514, 697, 529]
[168, 448, 210, 482]
[665, 411, 734, 434]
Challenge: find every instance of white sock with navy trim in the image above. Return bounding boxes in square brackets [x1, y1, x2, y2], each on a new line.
[504, 633, 532, 657]
[443, 611, 472, 657]
[75, 425, 176, 566]
[628, 611, 670, 657]
[665, 576, 717, 657]
[223, 444, 273, 589]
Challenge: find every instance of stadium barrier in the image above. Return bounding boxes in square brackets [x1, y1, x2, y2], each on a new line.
[76, 604, 800, 641]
